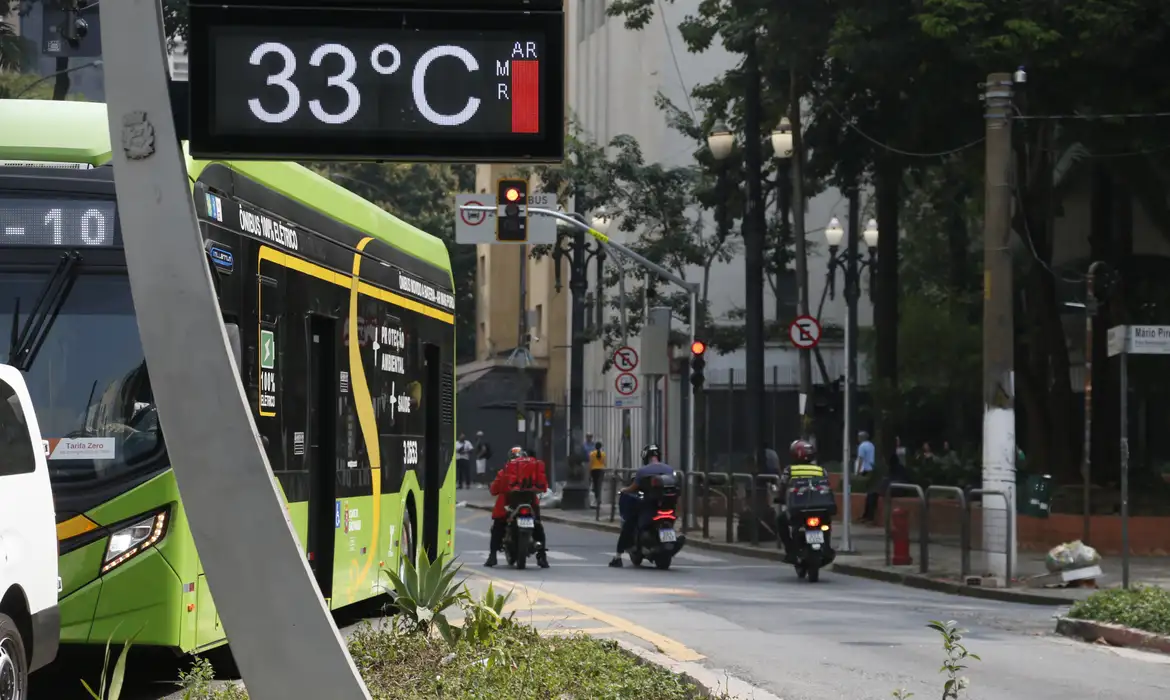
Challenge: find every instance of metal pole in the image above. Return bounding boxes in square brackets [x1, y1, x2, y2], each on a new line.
[1082, 261, 1106, 543]
[789, 67, 813, 426]
[981, 72, 1018, 580]
[564, 188, 589, 508]
[617, 258, 633, 473]
[743, 40, 768, 475]
[98, 2, 369, 697]
[1120, 348, 1130, 588]
[517, 243, 529, 451]
[841, 188, 861, 552]
[686, 285, 698, 527]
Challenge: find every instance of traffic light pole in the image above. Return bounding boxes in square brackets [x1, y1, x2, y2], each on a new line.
[461, 204, 699, 502]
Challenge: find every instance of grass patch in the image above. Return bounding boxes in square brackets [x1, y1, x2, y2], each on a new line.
[1067, 585, 1170, 636]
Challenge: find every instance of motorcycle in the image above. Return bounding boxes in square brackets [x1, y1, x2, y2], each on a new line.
[501, 489, 541, 569]
[790, 511, 836, 582]
[626, 477, 687, 570]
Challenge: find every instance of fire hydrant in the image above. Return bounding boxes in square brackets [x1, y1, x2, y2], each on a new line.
[891, 507, 913, 566]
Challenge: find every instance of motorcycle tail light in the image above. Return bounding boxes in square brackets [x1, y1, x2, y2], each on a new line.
[805, 516, 821, 528]
[518, 506, 532, 516]
[821, 524, 830, 531]
[653, 509, 675, 521]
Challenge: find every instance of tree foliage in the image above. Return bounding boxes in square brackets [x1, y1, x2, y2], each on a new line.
[308, 163, 477, 363]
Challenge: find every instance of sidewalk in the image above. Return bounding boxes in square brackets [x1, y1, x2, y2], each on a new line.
[458, 489, 1170, 605]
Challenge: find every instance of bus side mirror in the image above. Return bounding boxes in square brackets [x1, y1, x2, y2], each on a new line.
[224, 323, 243, 373]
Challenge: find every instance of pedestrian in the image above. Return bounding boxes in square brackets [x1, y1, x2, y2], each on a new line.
[455, 432, 474, 489]
[857, 431, 878, 523]
[589, 440, 607, 507]
[762, 443, 781, 476]
[583, 433, 596, 455]
[474, 430, 491, 486]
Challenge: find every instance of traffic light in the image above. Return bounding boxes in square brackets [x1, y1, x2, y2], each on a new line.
[690, 340, 706, 392]
[496, 179, 528, 242]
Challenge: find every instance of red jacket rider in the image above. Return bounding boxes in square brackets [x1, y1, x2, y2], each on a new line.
[489, 451, 548, 519]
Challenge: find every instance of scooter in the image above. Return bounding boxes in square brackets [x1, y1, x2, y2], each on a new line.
[501, 489, 541, 569]
[626, 480, 687, 570]
[790, 510, 836, 582]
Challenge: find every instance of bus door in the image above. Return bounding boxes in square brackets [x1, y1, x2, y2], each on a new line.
[307, 316, 338, 600]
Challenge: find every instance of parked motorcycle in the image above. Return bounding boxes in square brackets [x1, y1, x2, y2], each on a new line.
[502, 490, 540, 569]
[626, 475, 687, 570]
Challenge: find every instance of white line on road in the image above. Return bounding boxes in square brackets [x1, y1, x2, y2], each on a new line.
[672, 551, 727, 564]
[461, 550, 588, 562]
[456, 528, 490, 538]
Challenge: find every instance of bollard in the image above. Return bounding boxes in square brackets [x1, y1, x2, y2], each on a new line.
[891, 508, 913, 565]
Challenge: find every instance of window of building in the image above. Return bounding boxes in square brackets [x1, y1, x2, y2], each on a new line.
[534, 304, 544, 340]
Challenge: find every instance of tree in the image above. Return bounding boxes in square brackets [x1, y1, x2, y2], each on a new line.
[309, 163, 478, 363]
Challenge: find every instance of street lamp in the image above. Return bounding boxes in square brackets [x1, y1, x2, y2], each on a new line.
[771, 117, 794, 159]
[822, 213, 878, 554]
[708, 121, 735, 161]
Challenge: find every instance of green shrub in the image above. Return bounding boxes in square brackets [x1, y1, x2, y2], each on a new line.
[80, 626, 142, 700]
[175, 657, 249, 700]
[1067, 585, 1170, 636]
[380, 549, 468, 646]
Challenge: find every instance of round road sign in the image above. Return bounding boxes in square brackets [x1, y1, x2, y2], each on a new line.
[612, 346, 639, 372]
[788, 315, 822, 349]
[460, 200, 486, 226]
[615, 372, 639, 396]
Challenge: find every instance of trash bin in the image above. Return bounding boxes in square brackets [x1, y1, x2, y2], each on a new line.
[1018, 474, 1052, 518]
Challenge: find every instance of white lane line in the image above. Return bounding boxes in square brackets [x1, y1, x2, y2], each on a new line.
[456, 528, 490, 538]
[460, 550, 587, 562]
[672, 551, 727, 564]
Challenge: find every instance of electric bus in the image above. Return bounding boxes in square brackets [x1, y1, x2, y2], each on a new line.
[0, 98, 458, 653]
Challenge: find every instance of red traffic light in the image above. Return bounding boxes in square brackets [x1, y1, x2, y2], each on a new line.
[505, 187, 521, 202]
[691, 340, 706, 355]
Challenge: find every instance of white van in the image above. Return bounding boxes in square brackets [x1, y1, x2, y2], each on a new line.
[0, 364, 59, 697]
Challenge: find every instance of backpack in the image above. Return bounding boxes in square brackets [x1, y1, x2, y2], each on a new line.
[480, 442, 492, 460]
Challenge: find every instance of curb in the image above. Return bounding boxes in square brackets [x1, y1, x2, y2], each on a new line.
[464, 502, 785, 562]
[830, 562, 1071, 606]
[613, 639, 784, 700]
[1054, 616, 1170, 655]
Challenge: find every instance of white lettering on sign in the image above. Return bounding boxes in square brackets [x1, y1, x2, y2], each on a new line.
[403, 439, 419, 465]
[379, 326, 406, 350]
[397, 272, 456, 311]
[380, 353, 405, 374]
[510, 42, 539, 59]
[396, 393, 412, 414]
[238, 205, 300, 251]
[260, 369, 278, 409]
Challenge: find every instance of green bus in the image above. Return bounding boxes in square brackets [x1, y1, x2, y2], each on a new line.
[0, 98, 458, 653]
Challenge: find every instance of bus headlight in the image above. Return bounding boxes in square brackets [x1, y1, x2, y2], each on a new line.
[102, 509, 169, 574]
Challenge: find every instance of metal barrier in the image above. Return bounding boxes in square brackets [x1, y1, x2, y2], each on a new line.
[603, 468, 637, 522]
[728, 473, 755, 543]
[964, 489, 1013, 587]
[753, 474, 781, 547]
[698, 472, 730, 539]
[925, 485, 968, 579]
[884, 482, 927, 574]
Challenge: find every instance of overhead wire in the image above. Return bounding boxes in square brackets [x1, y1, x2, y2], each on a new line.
[822, 102, 985, 158]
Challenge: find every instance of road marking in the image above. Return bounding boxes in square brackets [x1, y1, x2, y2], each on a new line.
[456, 527, 489, 538]
[632, 587, 700, 597]
[672, 551, 726, 564]
[514, 613, 593, 623]
[472, 571, 705, 662]
[459, 549, 587, 561]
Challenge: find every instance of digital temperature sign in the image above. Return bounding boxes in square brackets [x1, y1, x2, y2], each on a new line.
[187, 3, 564, 162]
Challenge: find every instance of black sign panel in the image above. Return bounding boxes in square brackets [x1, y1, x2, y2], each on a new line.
[187, 3, 565, 162]
[0, 197, 119, 248]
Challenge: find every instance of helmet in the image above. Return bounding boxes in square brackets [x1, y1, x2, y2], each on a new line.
[509, 446, 525, 460]
[789, 439, 816, 462]
[640, 443, 661, 465]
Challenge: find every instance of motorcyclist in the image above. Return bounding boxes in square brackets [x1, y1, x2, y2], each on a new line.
[776, 439, 829, 563]
[485, 446, 549, 568]
[608, 443, 676, 568]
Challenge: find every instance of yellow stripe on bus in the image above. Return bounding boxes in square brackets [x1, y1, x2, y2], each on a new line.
[57, 514, 99, 540]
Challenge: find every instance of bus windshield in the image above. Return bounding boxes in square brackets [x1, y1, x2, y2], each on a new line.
[0, 271, 165, 495]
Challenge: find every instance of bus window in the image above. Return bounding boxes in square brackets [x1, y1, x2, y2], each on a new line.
[0, 378, 36, 476]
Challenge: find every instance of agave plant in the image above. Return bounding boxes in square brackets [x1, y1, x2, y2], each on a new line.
[381, 549, 468, 646]
[81, 626, 143, 700]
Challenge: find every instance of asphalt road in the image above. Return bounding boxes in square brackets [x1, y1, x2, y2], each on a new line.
[454, 508, 1170, 700]
[31, 508, 1170, 700]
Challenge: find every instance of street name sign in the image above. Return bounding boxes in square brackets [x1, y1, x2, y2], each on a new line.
[1108, 325, 1170, 357]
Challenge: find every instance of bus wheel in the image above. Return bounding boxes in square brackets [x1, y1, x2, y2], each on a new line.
[0, 612, 29, 700]
[398, 506, 416, 580]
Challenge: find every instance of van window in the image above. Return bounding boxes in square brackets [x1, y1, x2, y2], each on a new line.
[0, 378, 36, 476]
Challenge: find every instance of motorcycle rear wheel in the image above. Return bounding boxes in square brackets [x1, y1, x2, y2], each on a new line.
[515, 531, 531, 570]
[807, 566, 820, 582]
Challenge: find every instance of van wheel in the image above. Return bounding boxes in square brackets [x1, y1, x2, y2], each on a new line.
[0, 612, 29, 700]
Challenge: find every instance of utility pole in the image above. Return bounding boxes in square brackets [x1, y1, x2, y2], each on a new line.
[564, 186, 589, 508]
[981, 72, 1017, 580]
[1081, 260, 1107, 543]
[789, 67, 813, 433]
[743, 40, 767, 472]
[617, 259, 633, 472]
